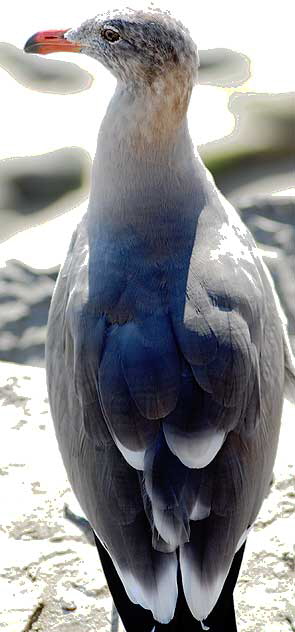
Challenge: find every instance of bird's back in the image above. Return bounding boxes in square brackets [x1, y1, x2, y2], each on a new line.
[46, 184, 294, 623]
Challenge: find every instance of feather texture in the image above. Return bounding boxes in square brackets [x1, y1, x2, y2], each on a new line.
[46, 184, 290, 623]
[44, 18, 293, 618]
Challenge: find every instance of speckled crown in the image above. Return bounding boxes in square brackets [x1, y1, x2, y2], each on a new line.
[66, 8, 199, 85]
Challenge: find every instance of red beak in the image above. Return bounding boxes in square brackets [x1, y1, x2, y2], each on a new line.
[24, 29, 81, 55]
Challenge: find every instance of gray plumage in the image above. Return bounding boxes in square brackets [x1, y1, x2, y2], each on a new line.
[41, 8, 295, 625]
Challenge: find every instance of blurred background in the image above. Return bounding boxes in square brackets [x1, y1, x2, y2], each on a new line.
[0, 0, 294, 365]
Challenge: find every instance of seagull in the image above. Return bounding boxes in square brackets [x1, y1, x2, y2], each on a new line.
[24, 9, 295, 632]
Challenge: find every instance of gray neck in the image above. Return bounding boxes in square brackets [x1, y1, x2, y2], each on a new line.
[87, 81, 209, 242]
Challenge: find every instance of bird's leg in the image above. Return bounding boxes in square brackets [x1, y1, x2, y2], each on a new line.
[111, 601, 119, 632]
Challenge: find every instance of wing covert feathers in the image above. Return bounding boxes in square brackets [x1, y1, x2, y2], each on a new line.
[62, 286, 278, 621]
[47, 210, 290, 623]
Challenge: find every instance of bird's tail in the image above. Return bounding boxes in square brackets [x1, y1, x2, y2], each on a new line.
[142, 426, 212, 552]
[142, 427, 191, 550]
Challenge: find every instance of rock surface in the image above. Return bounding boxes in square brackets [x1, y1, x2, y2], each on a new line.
[0, 361, 294, 631]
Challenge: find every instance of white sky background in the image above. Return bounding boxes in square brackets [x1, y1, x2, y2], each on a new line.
[0, 0, 294, 160]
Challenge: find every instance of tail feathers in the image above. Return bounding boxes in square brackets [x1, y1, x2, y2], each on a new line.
[179, 519, 237, 622]
[180, 541, 229, 621]
[113, 550, 178, 624]
[143, 428, 191, 549]
[143, 429, 213, 550]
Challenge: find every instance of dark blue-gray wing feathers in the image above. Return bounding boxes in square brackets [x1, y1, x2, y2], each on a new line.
[57, 220, 289, 622]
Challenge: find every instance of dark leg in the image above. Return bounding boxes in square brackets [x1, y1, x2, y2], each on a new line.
[94, 531, 245, 632]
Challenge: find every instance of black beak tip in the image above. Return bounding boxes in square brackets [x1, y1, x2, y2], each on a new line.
[24, 34, 37, 54]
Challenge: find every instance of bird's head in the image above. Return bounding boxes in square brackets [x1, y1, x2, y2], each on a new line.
[24, 9, 199, 90]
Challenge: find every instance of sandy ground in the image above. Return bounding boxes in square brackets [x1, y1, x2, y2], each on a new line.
[0, 361, 294, 632]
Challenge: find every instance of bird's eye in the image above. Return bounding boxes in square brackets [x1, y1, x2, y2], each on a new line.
[102, 29, 120, 43]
